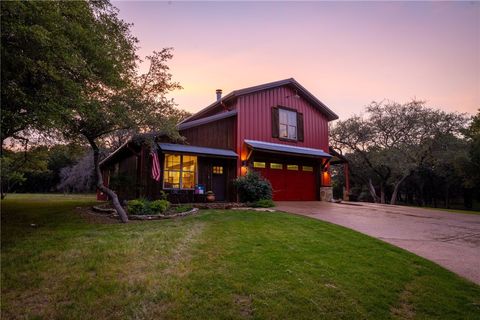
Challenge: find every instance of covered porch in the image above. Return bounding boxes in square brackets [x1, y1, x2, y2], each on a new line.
[151, 143, 238, 203]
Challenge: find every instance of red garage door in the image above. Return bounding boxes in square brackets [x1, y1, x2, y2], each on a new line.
[254, 161, 316, 201]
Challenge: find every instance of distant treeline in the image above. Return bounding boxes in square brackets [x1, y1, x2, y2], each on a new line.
[2, 144, 96, 195]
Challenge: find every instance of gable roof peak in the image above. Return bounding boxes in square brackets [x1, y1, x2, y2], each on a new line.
[180, 78, 338, 124]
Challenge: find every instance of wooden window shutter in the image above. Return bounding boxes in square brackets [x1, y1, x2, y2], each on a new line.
[271, 107, 279, 138]
[297, 112, 304, 141]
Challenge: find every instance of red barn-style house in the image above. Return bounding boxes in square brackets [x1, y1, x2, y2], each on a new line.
[99, 78, 346, 202]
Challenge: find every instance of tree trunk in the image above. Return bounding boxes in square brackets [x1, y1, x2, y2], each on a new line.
[368, 179, 380, 203]
[445, 185, 450, 209]
[390, 175, 409, 205]
[380, 183, 385, 204]
[88, 138, 129, 223]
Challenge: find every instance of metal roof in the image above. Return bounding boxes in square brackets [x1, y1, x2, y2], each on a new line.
[177, 110, 237, 131]
[244, 139, 332, 158]
[158, 143, 238, 158]
[99, 140, 130, 166]
[179, 78, 339, 124]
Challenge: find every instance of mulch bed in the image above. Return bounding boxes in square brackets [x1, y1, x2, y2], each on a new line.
[74, 206, 120, 224]
[81, 202, 251, 224]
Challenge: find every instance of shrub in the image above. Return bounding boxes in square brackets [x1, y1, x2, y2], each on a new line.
[252, 199, 275, 208]
[150, 199, 170, 214]
[127, 198, 170, 215]
[175, 205, 193, 213]
[233, 171, 272, 203]
[159, 190, 168, 200]
[127, 198, 151, 215]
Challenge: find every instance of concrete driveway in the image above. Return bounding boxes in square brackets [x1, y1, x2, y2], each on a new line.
[275, 201, 480, 285]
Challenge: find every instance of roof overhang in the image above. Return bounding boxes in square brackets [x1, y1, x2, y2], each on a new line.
[177, 110, 237, 131]
[99, 140, 131, 167]
[244, 139, 332, 159]
[158, 143, 238, 159]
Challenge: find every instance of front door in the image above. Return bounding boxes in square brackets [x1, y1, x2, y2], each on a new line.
[212, 165, 226, 201]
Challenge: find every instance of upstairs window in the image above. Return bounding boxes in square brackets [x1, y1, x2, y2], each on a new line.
[163, 154, 197, 189]
[272, 106, 304, 141]
[279, 109, 297, 140]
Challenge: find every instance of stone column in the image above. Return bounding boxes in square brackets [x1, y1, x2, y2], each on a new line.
[320, 187, 333, 202]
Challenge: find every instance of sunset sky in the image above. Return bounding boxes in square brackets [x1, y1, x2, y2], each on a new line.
[114, 1, 479, 120]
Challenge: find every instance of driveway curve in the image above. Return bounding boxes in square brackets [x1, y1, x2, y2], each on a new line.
[275, 201, 480, 285]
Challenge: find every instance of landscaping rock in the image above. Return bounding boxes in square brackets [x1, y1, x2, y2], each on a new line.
[92, 205, 116, 213]
[129, 208, 199, 220]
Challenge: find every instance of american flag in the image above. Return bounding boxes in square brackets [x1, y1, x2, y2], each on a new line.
[151, 147, 161, 182]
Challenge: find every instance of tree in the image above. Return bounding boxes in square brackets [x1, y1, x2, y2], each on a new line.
[1, 1, 184, 222]
[0, 143, 85, 197]
[463, 110, 480, 188]
[57, 151, 96, 193]
[331, 100, 467, 204]
[1, 154, 26, 198]
[62, 48, 182, 223]
[1, 1, 113, 149]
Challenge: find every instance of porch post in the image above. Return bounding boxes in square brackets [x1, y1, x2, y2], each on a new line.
[320, 160, 333, 202]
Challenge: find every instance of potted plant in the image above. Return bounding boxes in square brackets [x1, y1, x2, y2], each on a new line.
[206, 191, 215, 202]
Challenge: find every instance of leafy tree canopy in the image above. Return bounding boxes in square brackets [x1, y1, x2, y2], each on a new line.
[1, 0, 188, 222]
[331, 100, 468, 204]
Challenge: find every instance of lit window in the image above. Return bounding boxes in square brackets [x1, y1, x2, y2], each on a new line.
[287, 165, 299, 171]
[302, 166, 313, 172]
[253, 162, 266, 168]
[213, 166, 223, 174]
[163, 154, 197, 189]
[279, 109, 297, 140]
[270, 163, 283, 169]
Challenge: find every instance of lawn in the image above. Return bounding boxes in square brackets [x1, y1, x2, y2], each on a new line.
[2, 195, 479, 319]
[422, 206, 480, 215]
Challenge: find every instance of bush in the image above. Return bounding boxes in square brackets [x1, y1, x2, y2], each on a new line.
[175, 205, 193, 213]
[127, 198, 170, 215]
[252, 199, 275, 208]
[150, 199, 170, 214]
[127, 198, 151, 215]
[233, 171, 272, 203]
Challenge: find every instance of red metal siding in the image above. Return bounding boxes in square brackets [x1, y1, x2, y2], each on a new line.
[236, 86, 329, 150]
[235, 86, 330, 174]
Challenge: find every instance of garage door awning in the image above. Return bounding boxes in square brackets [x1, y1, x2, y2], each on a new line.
[158, 143, 238, 159]
[244, 139, 332, 158]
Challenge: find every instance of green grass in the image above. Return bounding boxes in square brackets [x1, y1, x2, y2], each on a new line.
[2, 194, 479, 319]
[421, 206, 480, 215]
[396, 201, 480, 215]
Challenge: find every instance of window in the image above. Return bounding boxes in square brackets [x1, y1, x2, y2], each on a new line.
[302, 166, 313, 172]
[270, 163, 283, 169]
[213, 166, 223, 174]
[279, 109, 297, 140]
[253, 162, 266, 168]
[163, 154, 197, 189]
[287, 164, 299, 171]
